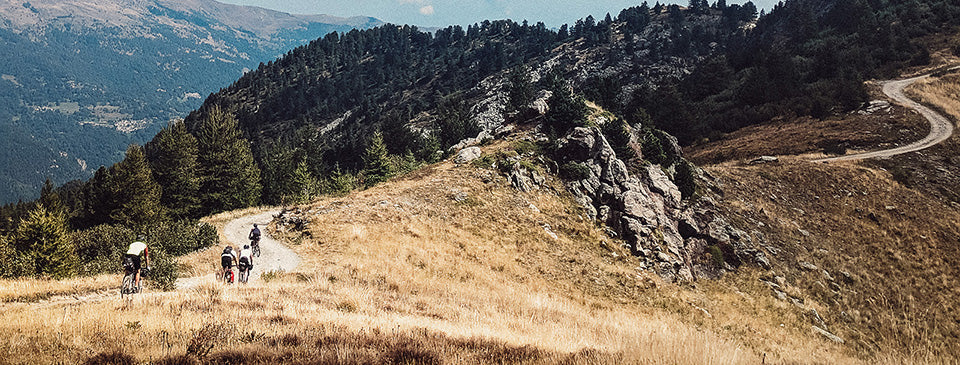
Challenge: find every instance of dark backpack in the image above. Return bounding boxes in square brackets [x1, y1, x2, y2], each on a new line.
[122, 256, 135, 272]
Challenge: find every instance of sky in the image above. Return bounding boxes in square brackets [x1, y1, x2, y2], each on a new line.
[218, 0, 782, 28]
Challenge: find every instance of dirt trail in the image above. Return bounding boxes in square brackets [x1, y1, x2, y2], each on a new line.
[813, 74, 955, 163]
[176, 210, 300, 289]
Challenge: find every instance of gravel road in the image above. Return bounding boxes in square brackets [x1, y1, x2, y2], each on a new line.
[813, 74, 955, 163]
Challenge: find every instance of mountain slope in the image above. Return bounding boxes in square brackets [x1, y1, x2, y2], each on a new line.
[0, 0, 381, 203]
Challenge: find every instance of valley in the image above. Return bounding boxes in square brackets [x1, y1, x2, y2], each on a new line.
[1, 1, 959, 364]
[0, 0, 382, 203]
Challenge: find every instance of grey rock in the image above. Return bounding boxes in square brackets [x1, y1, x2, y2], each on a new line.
[808, 309, 828, 329]
[530, 90, 553, 115]
[598, 205, 611, 223]
[773, 289, 788, 301]
[454, 147, 482, 164]
[812, 326, 844, 344]
[642, 165, 682, 206]
[657, 251, 672, 262]
[744, 249, 772, 270]
[510, 167, 542, 193]
[799, 261, 819, 271]
[840, 271, 856, 285]
[774, 276, 786, 286]
[750, 155, 779, 164]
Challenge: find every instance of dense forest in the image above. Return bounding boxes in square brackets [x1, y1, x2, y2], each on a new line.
[2, 0, 960, 285]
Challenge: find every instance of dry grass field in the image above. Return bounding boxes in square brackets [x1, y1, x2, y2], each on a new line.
[707, 160, 960, 362]
[0, 145, 881, 364]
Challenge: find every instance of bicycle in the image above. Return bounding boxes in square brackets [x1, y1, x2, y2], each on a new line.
[238, 263, 250, 284]
[251, 238, 261, 257]
[222, 267, 235, 284]
[121, 267, 148, 298]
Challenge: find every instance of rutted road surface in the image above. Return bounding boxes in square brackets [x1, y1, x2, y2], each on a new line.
[177, 210, 300, 288]
[814, 74, 955, 163]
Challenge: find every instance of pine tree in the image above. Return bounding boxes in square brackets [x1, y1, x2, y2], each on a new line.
[77, 166, 116, 228]
[145, 120, 201, 218]
[289, 159, 320, 203]
[110, 144, 166, 230]
[195, 106, 262, 215]
[38, 178, 66, 218]
[507, 65, 535, 113]
[544, 81, 588, 138]
[361, 132, 395, 187]
[16, 204, 76, 279]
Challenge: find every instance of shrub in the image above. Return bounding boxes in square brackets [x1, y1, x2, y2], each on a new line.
[641, 128, 668, 165]
[16, 205, 76, 279]
[708, 245, 724, 268]
[601, 119, 637, 161]
[0, 236, 33, 278]
[144, 221, 219, 257]
[512, 140, 541, 156]
[147, 246, 177, 291]
[559, 162, 593, 181]
[674, 159, 698, 200]
[71, 225, 134, 276]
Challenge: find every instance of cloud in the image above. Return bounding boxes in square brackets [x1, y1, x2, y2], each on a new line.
[419, 5, 435, 15]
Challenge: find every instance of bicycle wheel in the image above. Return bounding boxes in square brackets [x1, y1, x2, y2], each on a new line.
[121, 273, 135, 297]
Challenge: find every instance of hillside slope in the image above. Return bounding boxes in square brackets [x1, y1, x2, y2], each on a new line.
[0, 139, 874, 364]
[0, 0, 381, 203]
[685, 60, 960, 360]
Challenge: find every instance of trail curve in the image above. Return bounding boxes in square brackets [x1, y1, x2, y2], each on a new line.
[176, 210, 300, 288]
[813, 75, 955, 163]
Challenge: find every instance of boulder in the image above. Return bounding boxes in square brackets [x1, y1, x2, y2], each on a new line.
[530, 90, 553, 115]
[750, 156, 779, 164]
[799, 261, 819, 271]
[642, 165, 682, 207]
[454, 147, 482, 164]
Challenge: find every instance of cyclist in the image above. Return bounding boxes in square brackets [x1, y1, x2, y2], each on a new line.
[249, 224, 261, 243]
[249, 224, 262, 257]
[238, 244, 253, 283]
[220, 246, 237, 284]
[123, 240, 150, 291]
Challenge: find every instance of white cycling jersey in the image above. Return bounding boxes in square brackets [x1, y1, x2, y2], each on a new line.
[127, 241, 147, 255]
[239, 248, 253, 262]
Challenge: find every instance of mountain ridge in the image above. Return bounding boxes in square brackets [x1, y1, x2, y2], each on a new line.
[0, 0, 382, 203]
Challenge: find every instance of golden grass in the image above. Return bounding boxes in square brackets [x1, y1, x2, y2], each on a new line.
[0, 274, 118, 303]
[707, 160, 960, 363]
[908, 70, 960, 123]
[3, 144, 936, 364]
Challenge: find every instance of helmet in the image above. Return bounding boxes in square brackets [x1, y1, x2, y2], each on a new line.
[253, 224, 258, 228]
[223, 246, 232, 252]
[244, 245, 250, 249]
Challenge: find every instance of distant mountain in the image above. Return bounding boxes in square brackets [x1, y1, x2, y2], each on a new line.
[0, 0, 381, 203]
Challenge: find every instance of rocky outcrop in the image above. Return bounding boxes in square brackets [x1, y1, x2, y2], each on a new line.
[555, 127, 761, 281]
[454, 147, 482, 164]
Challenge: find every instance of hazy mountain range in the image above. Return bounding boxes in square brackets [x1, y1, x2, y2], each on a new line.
[0, 0, 381, 203]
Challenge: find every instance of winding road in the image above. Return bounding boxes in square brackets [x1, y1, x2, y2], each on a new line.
[813, 74, 956, 163]
[176, 210, 300, 288]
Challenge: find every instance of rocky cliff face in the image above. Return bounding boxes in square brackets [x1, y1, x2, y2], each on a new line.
[553, 127, 766, 281]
